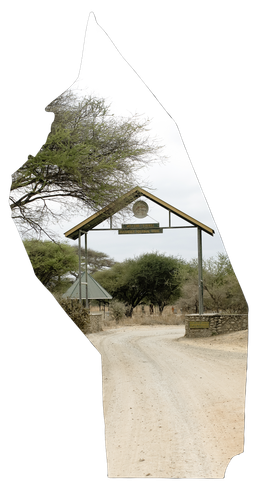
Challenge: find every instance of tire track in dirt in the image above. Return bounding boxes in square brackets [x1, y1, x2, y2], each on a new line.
[87, 326, 247, 478]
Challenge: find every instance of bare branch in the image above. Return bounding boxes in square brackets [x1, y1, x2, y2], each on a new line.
[10, 90, 165, 239]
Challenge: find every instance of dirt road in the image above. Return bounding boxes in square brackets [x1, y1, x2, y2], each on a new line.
[87, 325, 247, 479]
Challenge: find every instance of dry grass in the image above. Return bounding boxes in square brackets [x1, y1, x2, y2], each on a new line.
[91, 304, 185, 328]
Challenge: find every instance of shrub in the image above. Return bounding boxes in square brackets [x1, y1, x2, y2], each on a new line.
[58, 297, 90, 334]
[109, 301, 126, 324]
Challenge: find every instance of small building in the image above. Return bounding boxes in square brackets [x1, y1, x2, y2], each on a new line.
[63, 272, 112, 315]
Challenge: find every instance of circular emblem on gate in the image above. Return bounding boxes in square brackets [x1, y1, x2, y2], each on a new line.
[132, 200, 149, 218]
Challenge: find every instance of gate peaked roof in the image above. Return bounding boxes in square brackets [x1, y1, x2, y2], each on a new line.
[64, 186, 214, 239]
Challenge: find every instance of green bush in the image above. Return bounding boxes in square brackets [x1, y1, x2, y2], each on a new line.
[109, 301, 126, 324]
[58, 297, 90, 334]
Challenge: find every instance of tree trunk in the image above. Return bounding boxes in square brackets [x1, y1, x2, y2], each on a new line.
[195, 300, 199, 314]
[158, 302, 165, 315]
[125, 304, 134, 317]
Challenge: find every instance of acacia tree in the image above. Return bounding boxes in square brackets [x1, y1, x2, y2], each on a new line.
[176, 254, 248, 313]
[10, 90, 162, 238]
[23, 239, 78, 292]
[93, 252, 183, 317]
[23, 238, 116, 293]
[202, 253, 248, 313]
[175, 259, 200, 313]
[70, 247, 117, 276]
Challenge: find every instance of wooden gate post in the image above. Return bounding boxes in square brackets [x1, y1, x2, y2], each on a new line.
[78, 230, 82, 304]
[85, 232, 88, 308]
[197, 227, 204, 315]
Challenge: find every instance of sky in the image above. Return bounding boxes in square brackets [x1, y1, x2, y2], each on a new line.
[46, 13, 226, 263]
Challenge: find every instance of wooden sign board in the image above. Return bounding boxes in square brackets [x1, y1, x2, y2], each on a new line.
[119, 229, 163, 235]
[189, 321, 210, 329]
[122, 223, 160, 229]
[119, 223, 163, 235]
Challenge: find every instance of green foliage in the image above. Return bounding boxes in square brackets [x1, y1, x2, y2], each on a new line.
[87, 249, 117, 274]
[57, 298, 90, 334]
[71, 246, 117, 275]
[93, 262, 128, 294]
[109, 301, 126, 324]
[51, 278, 74, 296]
[10, 91, 162, 238]
[94, 252, 183, 317]
[95, 251, 247, 316]
[177, 253, 248, 313]
[23, 239, 78, 290]
[202, 253, 248, 313]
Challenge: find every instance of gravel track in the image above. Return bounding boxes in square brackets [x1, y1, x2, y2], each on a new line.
[87, 325, 247, 478]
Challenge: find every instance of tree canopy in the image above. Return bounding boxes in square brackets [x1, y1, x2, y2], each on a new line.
[93, 252, 183, 316]
[23, 237, 247, 317]
[10, 90, 162, 238]
[23, 238, 118, 294]
[94, 251, 247, 317]
[23, 239, 78, 292]
[177, 253, 248, 314]
[71, 247, 117, 276]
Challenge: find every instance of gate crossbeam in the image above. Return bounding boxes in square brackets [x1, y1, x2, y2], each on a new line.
[64, 187, 214, 313]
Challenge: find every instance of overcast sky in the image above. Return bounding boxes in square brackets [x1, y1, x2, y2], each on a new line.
[22, 12, 229, 261]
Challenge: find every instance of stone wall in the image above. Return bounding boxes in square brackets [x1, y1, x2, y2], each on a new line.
[185, 313, 248, 338]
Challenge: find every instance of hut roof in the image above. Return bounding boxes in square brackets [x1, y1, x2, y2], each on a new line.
[63, 272, 112, 301]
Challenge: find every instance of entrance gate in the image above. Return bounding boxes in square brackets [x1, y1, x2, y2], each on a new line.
[64, 186, 214, 315]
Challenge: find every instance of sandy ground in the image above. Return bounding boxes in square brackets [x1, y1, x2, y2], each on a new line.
[86, 325, 248, 479]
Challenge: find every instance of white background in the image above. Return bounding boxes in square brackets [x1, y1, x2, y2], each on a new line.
[34, 10, 228, 263]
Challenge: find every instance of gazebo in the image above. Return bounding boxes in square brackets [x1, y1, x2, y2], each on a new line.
[63, 272, 112, 314]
